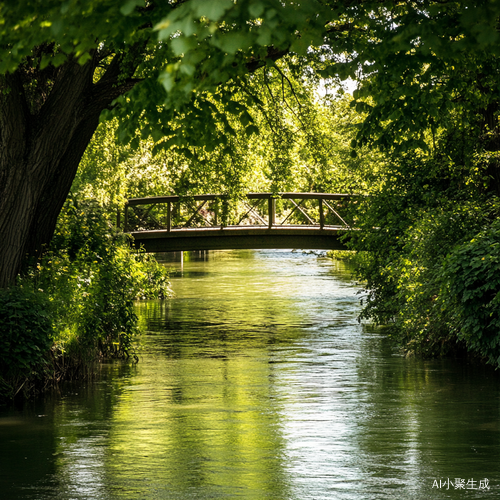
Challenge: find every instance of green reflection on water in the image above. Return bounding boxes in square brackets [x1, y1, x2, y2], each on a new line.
[102, 356, 291, 499]
[354, 340, 500, 498]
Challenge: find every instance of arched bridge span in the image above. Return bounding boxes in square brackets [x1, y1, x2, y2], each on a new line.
[119, 193, 354, 252]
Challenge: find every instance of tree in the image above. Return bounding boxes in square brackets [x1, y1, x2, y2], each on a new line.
[0, 1, 159, 287]
[74, 69, 371, 212]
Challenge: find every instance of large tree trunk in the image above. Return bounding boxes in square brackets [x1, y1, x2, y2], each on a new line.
[0, 53, 138, 288]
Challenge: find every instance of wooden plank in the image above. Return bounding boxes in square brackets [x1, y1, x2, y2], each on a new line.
[245, 192, 351, 200]
[127, 192, 353, 207]
[127, 194, 226, 206]
[279, 192, 351, 201]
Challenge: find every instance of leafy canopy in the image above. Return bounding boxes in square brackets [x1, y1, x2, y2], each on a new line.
[4, 1, 499, 156]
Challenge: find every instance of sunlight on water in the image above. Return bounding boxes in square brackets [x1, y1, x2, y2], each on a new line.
[1, 250, 500, 499]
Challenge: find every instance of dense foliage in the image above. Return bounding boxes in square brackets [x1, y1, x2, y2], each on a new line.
[441, 219, 500, 364]
[350, 116, 500, 364]
[41, 196, 170, 352]
[0, 197, 170, 401]
[0, 288, 53, 384]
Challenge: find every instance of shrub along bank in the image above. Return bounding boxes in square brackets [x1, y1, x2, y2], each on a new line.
[0, 196, 170, 402]
[347, 146, 500, 367]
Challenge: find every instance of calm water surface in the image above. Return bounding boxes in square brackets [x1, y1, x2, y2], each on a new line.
[1, 250, 499, 499]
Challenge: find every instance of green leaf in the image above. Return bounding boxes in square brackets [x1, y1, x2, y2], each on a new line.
[240, 110, 252, 126]
[120, 0, 143, 16]
[171, 36, 197, 56]
[180, 147, 194, 159]
[256, 28, 272, 46]
[51, 18, 64, 36]
[245, 124, 259, 136]
[213, 32, 253, 54]
[40, 55, 52, 70]
[164, 136, 180, 149]
[290, 37, 310, 56]
[52, 53, 67, 67]
[248, 2, 265, 18]
[78, 52, 92, 65]
[192, 0, 233, 21]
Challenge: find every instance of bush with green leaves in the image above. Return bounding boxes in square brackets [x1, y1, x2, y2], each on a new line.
[0, 287, 53, 377]
[439, 219, 500, 365]
[381, 202, 490, 358]
[0, 287, 54, 399]
[350, 136, 500, 365]
[0, 196, 171, 401]
[35, 196, 170, 363]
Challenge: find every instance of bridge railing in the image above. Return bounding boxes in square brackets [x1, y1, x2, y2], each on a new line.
[118, 193, 354, 232]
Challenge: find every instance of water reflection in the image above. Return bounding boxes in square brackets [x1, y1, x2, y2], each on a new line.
[1, 250, 499, 499]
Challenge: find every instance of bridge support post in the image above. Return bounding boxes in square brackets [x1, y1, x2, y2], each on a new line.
[319, 198, 324, 229]
[167, 201, 171, 232]
[220, 198, 228, 230]
[268, 197, 275, 229]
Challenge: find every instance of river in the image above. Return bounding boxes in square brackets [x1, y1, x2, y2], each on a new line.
[0, 249, 499, 499]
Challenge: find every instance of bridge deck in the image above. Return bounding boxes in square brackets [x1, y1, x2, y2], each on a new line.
[131, 225, 348, 252]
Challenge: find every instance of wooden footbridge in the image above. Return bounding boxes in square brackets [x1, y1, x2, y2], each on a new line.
[119, 193, 354, 252]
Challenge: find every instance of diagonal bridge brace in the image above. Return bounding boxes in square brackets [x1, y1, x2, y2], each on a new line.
[237, 200, 268, 226]
[183, 199, 215, 228]
[280, 198, 316, 226]
[323, 200, 349, 227]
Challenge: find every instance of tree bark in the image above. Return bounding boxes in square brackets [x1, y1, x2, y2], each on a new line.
[0, 53, 138, 288]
